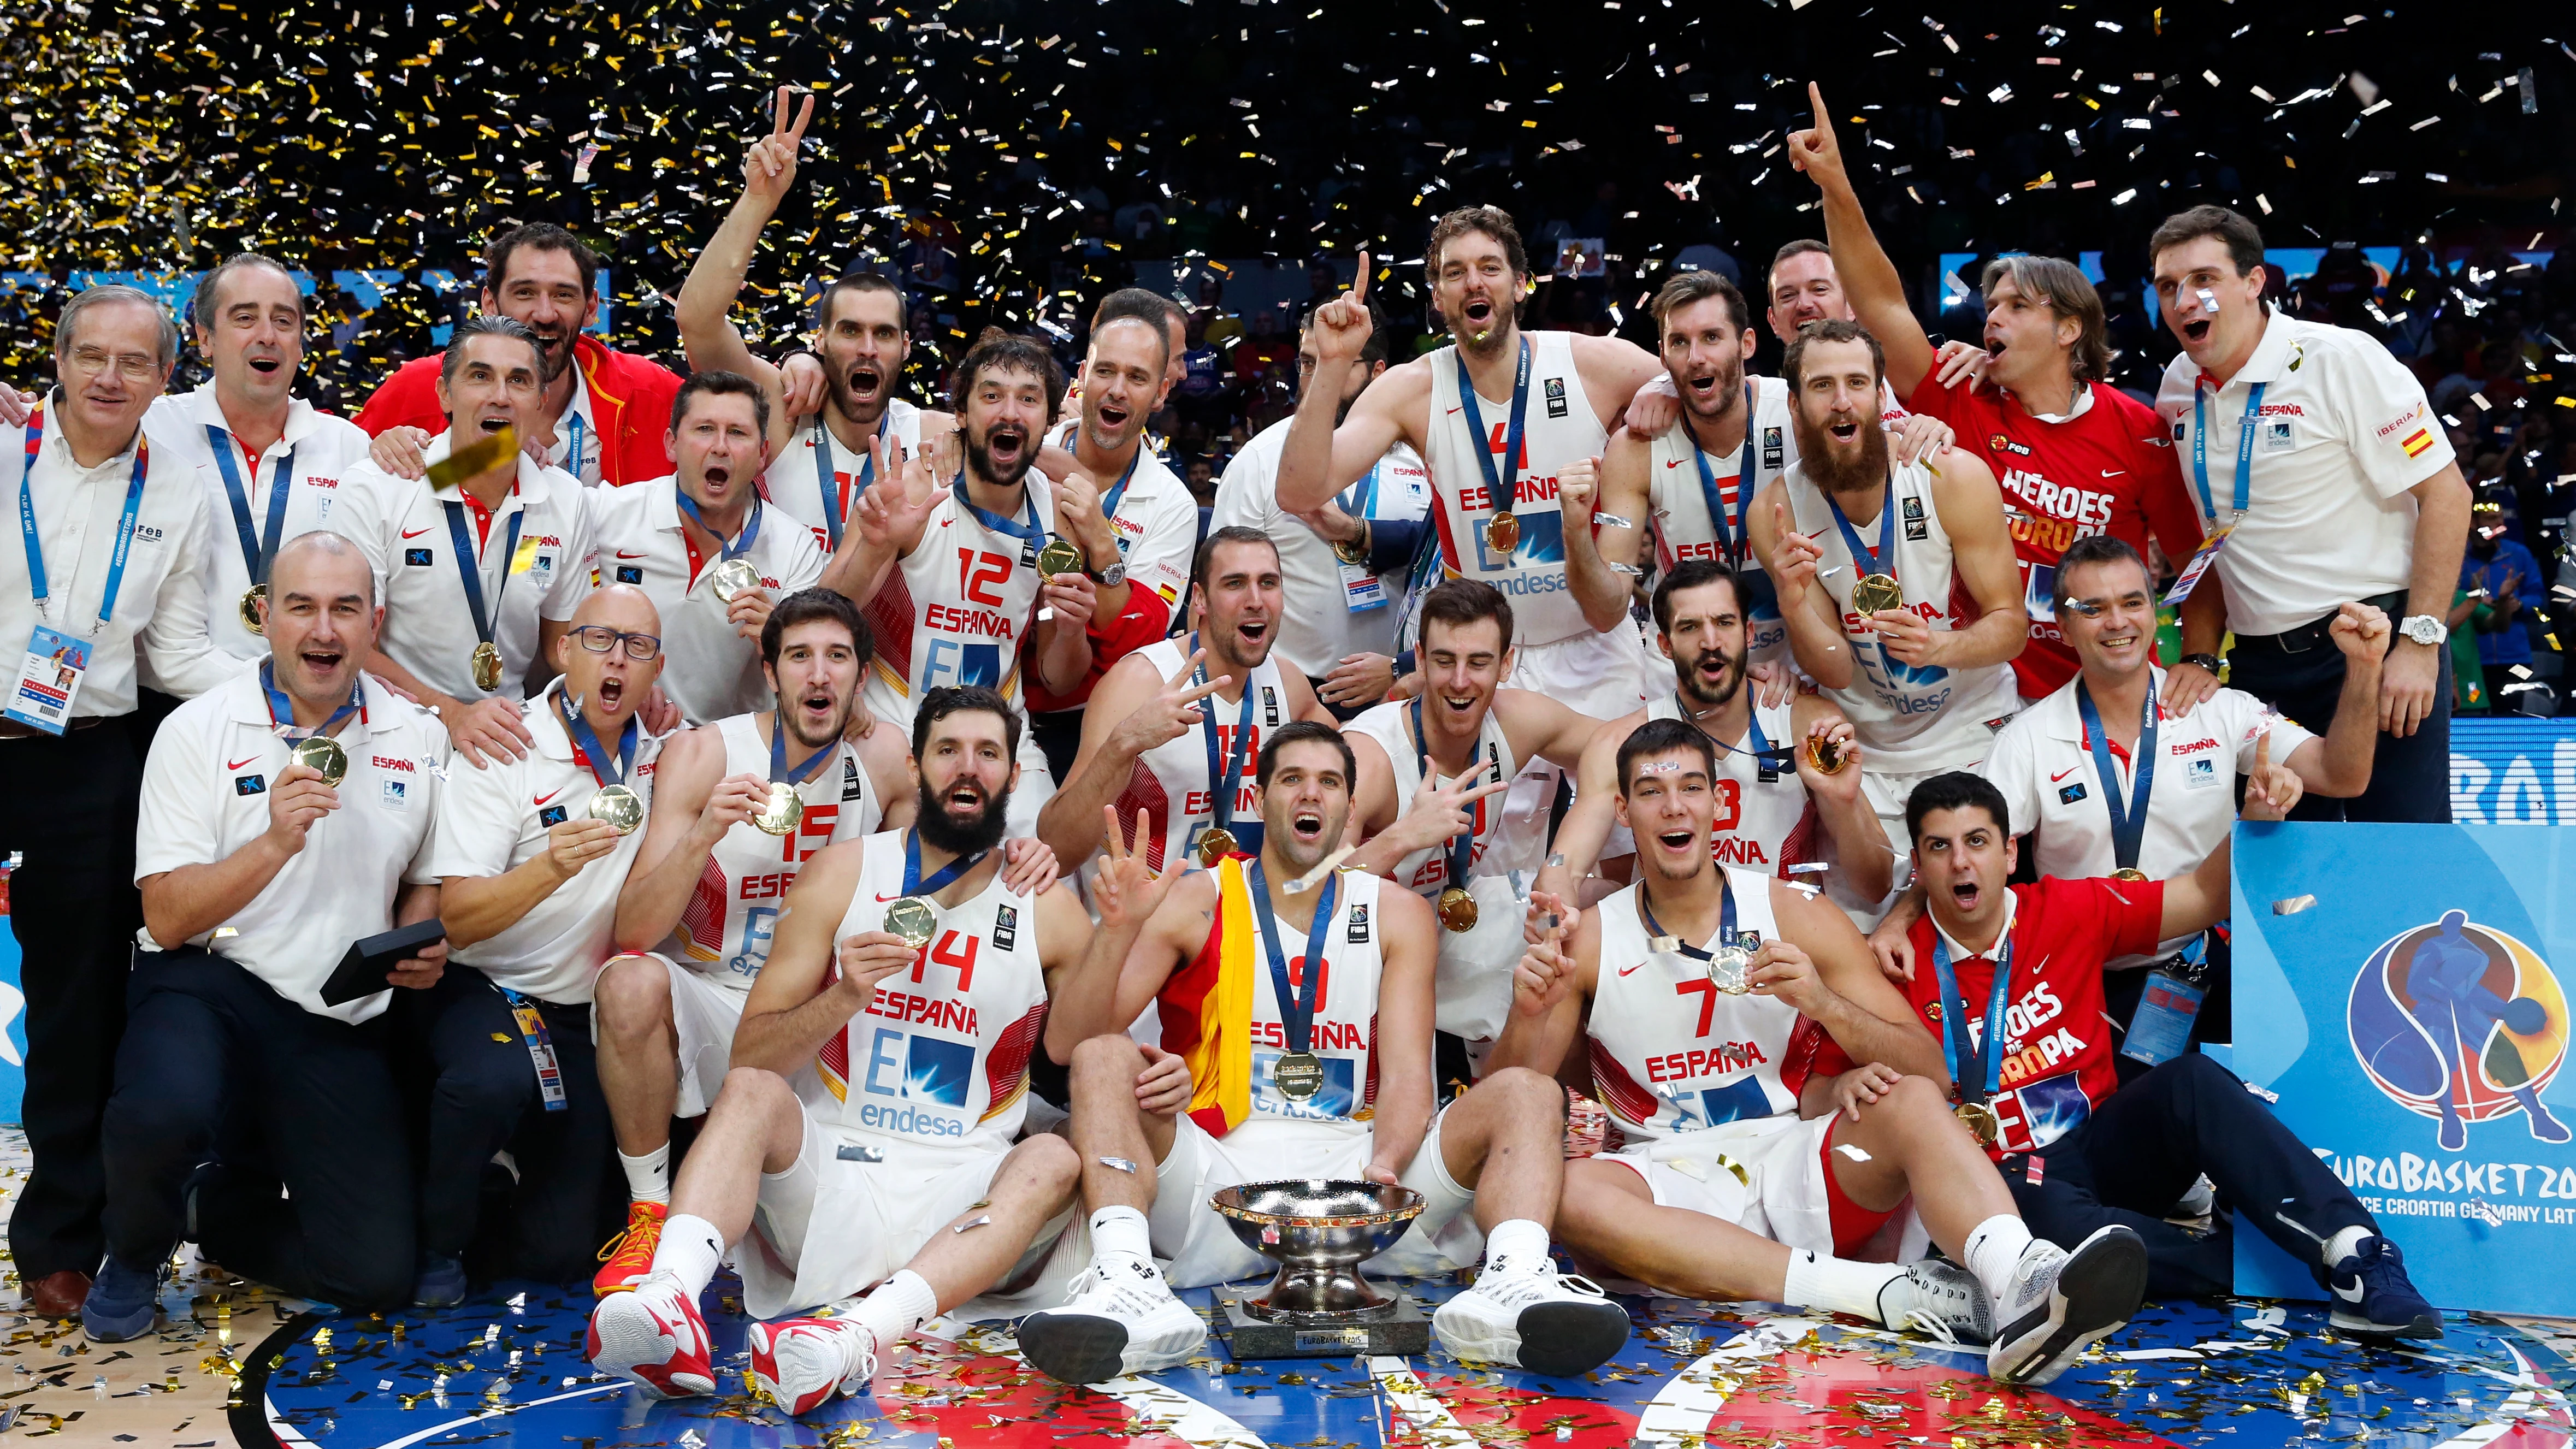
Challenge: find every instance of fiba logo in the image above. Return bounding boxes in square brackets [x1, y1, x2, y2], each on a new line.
[2348, 909, 2574, 1152]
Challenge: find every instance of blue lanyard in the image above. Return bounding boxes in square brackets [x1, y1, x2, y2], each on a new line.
[813, 414, 887, 550]
[1100, 445, 1142, 539]
[770, 714, 836, 785]
[565, 413, 586, 482]
[1683, 383, 1759, 559]
[1453, 336, 1532, 519]
[1635, 873, 1738, 963]
[2189, 379, 2268, 521]
[205, 426, 296, 589]
[676, 490, 764, 561]
[557, 690, 636, 786]
[1929, 928, 2015, 1103]
[258, 659, 361, 739]
[903, 827, 989, 896]
[1682, 695, 1782, 772]
[2076, 676, 2159, 873]
[19, 405, 150, 634]
[1823, 471, 1898, 586]
[440, 499, 524, 661]
[1338, 459, 1384, 522]
[1194, 633, 1261, 855]
[1410, 694, 1492, 890]
[948, 473, 1045, 545]
[1246, 858, 1339, 1056]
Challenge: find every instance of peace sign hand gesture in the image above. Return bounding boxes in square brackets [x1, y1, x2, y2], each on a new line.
[1094, 806, 1178, 935]
[1108, 649, 1231, 760]
[742, 85, 816, 208]
[1391, 767, 1513, 858]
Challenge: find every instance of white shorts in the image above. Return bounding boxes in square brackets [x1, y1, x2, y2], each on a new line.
[1150, 1113, 1479, 1290]
[1599, 1116, 1838, 1257]
[737, 1108, 1083, 1320]
[1508, 628, 1647, 722]
[592, 954, 749, 1120]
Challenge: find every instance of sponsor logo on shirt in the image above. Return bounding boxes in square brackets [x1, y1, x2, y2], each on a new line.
[374, 755, 417, 772]
[2255, 403, 2305, 417]
[131, 524, 166, 546]
[615, 565, 642, 583]
[1989, 433, 2034, 458]
[235, 774, 267, 795]
[404, 548, 433, 567]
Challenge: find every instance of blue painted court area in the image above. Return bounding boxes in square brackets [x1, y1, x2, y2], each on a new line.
[247, 1270, 2573, 1449]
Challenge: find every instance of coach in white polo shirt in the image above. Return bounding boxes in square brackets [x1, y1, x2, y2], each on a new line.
[333, 315, 595, 767]
[91, 533, 448, 1341]
[583, 371, 842, 726]
[415, 584, 669, 1305]
[2149, 206, 2469, 824]
[146, 253, 376, 666]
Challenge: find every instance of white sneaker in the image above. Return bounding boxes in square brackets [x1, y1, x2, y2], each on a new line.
[748, 1316, 879, 1416]
[1875, 1258, 1993, 1345]
[1016, 1254, 1207, 1385]
[1986, 1227, 2147, 1386]
[1433, 1258, 1631, 1378]
[584, 1270, 717, 1399]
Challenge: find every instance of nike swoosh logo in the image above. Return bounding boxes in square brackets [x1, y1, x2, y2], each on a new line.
[616, 549, 649, 560]
[400, 526, 433, 539]
[534, 788, 565, 807]
[1664, 459, 1683, 468]
[1446, 406, 1463, 415]
[2100, 468, 2126, 477]
[876, 891, 901, 902]
[1617, 962, 1645, 977]
[226, 755, 258, 771]
[2049, 766, 2078, 782]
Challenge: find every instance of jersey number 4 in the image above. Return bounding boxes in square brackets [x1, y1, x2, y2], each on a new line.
[912, 930, 979, 991]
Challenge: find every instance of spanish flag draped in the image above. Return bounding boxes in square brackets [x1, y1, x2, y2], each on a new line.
[1159, 856, 1259, 1138]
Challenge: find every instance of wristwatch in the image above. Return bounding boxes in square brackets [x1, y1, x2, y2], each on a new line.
[2398, 614, 2449, 647]
[2179, 652, 2224, 674]
[1088, 559, 1127, 587]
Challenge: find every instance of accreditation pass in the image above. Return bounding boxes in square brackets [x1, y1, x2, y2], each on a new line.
[5, 625, 90, 735]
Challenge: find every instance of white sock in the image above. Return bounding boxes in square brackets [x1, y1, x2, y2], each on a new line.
[1482, 1219, 1551, 1275]
[619, 1145, 671, 1204]
[1963, 1214, 2036, 1305]
[652, 1213, 726, 1297]
[2323, 1225, 2372, 1268]
[848, 1269, 938, 1351]
[1780, 1249, 1905, 1322]
[1090, 1205, 1155, 1265]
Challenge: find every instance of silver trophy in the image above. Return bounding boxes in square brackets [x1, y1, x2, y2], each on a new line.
[1210, 1179, 1431, 1358]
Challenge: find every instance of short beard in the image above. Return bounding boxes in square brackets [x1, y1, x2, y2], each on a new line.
[783, 693, 854, 751]
[964, 426, 1032, 489]
[1639, 835, 1710, 886]
[915, 777, 1012, 859]
[1681, 352, 1747, 421]
[1443, 299, 1513, 356]
[1675, 647, 1741, 709]
[534, 331, 574, 385]
[1793, 408, 1892, 496]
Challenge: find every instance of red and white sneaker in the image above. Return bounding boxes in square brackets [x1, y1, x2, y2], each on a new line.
[585, 1270, 716, 1399]
[747, 1316, 881, 1415]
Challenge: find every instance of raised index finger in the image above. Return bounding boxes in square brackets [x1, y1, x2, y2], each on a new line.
[1352, 249, 1370, 306]
[1809, 80, 1829, 134]
[771, 84, 792, 137]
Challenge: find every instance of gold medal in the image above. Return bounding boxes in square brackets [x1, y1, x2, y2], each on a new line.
[1332, 538, 1367, 566]
[1485, 511, 1520, 554]
[1035, 537, 1086, 578]
[586, 783, 645, 836]
[240, 584, 268, 636]
[471, 640, 504, 693]
[881, 895, 940, 951]
[1850, 572, 1906, 616]
[1804, 735, 1848, 775]
[1197, 826, 1238, 867]
[1954, 1099, 2001, 1148]
[1706, 944, 1754, 996]
[710, 557, 765, 603]
[1273, 1050, 1325, 1101]
[752, 781, 803, 837]
[2112, 867, 2150, 883]
[289, 735, 347, 788]
[1438, 885, 1478, 933]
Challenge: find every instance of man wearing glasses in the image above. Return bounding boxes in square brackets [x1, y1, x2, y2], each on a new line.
[0, 285, 232, 1321]
[410, 584, 672, 1304]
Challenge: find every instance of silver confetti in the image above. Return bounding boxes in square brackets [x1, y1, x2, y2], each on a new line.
[2273, 895, 2317, 915]
[1098, 1156, 1137, 1173]
[952, 1214, 992, 1233]
[1593, 513, 1636, 528]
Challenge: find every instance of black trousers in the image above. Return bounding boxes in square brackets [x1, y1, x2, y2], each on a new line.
[2001, 1054, 2373, 1299]
[2101, 931, 2234, 1089]
[1032, 708, 1084, 792]
[0, 719, 145, 1281]
[407, 968, 613, 1280]
[2225, 593, 2451, 823]
[101, 948, 416, 1309]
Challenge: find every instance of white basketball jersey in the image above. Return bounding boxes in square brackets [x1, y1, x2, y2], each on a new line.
[666, 713, 884, 983]
[1783, 458, 2020, 773]
[769, 401, 925, 552]
[1646, 376, 1797, 663]
[1240, 865, 1387, 1128]
[1420, 331, 1609, 649]
[1109, 635, 1292, 875]
[806, 831, 1049, 1157]
[1345, 698, 1528, 898]
[1640, 695, 1820, 878]
[860, 478, 1057, 731]
[1586, 870, 1809, 1144]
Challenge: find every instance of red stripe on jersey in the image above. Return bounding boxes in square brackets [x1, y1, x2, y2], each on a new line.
[1587, 1036, 1661, 1127]
[1779, 1016, 1834, 1102]
[680, 855, 728, 959]
[1113, 759, 1173, 875]
[1428, 481, 1464, 573]
[1774, 798, 1821, 880]
[1363, 1012, 1380, 1109]
[865, 569, 917, 689]
[980, 1000, 1050, 1122]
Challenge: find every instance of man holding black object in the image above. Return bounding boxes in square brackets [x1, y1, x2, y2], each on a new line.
[90, 531, 450, 1341]
[413, 584, 671, 1305]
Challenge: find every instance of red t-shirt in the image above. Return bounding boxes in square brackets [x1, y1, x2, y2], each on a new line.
[1906, 375, 2205, 699]
[1896, 876, 2165, 1159]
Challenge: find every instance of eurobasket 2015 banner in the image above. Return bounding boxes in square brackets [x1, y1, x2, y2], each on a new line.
[2232, 820, 2576, 1317]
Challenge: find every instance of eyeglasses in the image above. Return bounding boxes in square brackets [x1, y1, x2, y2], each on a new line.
[569, 625, 662, 661]
[65, 346, 163, 383]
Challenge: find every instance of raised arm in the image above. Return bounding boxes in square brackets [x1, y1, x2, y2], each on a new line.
[1561, 436, 1645, 632]
[1276, 254, 1415, 513]
[1032, 648, 1222, 866]
[1531, 719, 1632, 904]
[1041, 829, 1196, 1060]
[675, 86, 810, 455]
[1876, 447, 2027, 672]
[2288, 602, 2390, 797]
[1750, 481, 1856, 690]
[1789, 692, 1892, 902]
[1789, 82, 1936, 397]
[1482, 896, 1593, 1080]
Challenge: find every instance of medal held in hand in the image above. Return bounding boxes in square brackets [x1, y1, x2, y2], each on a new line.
[1804, 734, 1848, 775]
[885, 828, 992, 954]
[752, 781, 803, 837]
[1035, 537, 1085, 578]
[1849, 572, 1906, 616]
[710, 557, 765, 603]
[1705, 941, 1753, 996]
[560, 690, 644, 835]
[881, 896, 940, 950]
[1640, 878, 1751, 993]
[291, 734, 347, 788]
[757, 717, 837, 838]
[587, 784, 645, 836]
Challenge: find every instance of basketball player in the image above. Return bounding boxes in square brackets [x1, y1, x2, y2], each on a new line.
[1016, 724, 1632, 1384]
[1037, 527, 1333, 873]
[1746, 322, 2026, 880]
[675, 88, 954, 551]
[586, 687, 1124, 1413]
[1539, 560, 1894, 908]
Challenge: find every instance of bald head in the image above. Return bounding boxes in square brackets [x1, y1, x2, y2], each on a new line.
[270, 529, 375, 609]
[575, 582, 662, 635]
[265, 530, 381, 711]
[557, 583, 665, 731]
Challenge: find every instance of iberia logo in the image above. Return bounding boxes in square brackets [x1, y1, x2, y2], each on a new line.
[2349, 909, 2574, 1152]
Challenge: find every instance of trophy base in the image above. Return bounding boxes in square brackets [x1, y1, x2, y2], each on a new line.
[1216, 1291, 1429, 1359]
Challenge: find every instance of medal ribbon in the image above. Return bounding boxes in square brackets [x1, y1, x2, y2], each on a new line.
[19, 403, 151, 633]
[557, 689, 637, 787]
[676, 489, 765, 565]
[903, 826, 991, 896]
[1679, 694, 1786, 773]
[1452, 335, 1532, 530]
[1822, 469, 1899, 590]
[2189, 379, 2268, 522]
[565, 413, 586, 482]
[1098, 444, 1142, 539]
[258, 659, 362, 741]
[1410, 694, 1492, 892]
[1684, 382, 1759, 561]
[1929, 928, 2016, 1105]
[948, 472, 1045, 546]
[1634, 873, 1739, 963]
[1246, 857, 1338, 1057]
[813, 413, 888, 549]
[439, 499, 524, 666]
[1196, 632, 1261, 860]
[2076, 675, 2159, 874]
[205, 425, 297, 593]
[769, 714, 838, 786]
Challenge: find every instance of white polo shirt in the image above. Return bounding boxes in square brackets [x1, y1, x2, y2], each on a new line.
[0, 398, 234, 714]
[332, 435, 594, 703]
[145, 387, 378, 663]
[582, 474, 829, 725]
[2155, 312, 2456, 637]
[425, 679, 666, 1004]
[133, 668, 450, 1024]
[1046, 423, 1198, 613]
[1211, 417, 1431, 679]
[1982, 665, 2313, 967]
